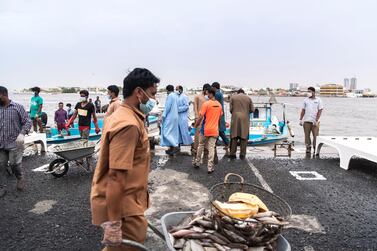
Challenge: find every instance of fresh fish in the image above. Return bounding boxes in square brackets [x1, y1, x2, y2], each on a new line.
[174, 238, 186, 249]
[253, 211, 274, 218]
[185, 233, 210, 239]
[170, 224, 192, 233]
[227, 242, 249, 250]
[194, 208, 206, 217]
[172, 229, 196, 238]
[213, 243, 227, 251]
[193, 226, 206, 233]
[222, 228, 247, 244]
[195, 219, 214, 229]
[247, 247, 265, 251]
[182, 239, 191, 251]
[189, 240, 205, 251]
[207, 234, 228, 245]
[204, 248, 218, 251]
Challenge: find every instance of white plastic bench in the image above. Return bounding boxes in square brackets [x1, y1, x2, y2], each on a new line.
[24, 132, 47, 153]
[316, 136, 377, 170]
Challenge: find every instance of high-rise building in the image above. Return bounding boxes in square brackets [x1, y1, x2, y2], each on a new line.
[350, 77, 357, 90]
[289, 83, 299, 90]
[344, 78, 350, 89]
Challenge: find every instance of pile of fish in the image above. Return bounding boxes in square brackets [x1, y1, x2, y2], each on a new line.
[168, 208, 289, 251]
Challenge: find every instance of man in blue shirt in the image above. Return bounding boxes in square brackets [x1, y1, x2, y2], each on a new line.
[212, 82, 229, 155]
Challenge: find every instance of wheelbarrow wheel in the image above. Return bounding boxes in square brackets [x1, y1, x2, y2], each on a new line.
[49, 158, 69, 178]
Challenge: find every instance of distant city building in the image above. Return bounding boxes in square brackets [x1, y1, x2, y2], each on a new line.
[320, 84, 344, 97]
[289, 83, 299, 90]
[343, 78, 350, 89]
[350, 77, 357, 90]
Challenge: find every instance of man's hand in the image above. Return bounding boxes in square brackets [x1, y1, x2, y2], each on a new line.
[101, 220, 122, 246]
[313, 121, 319, 127]
[299, 120, 303, 126]
[95, 127, 101, 134]
[16, 134, 25, 147]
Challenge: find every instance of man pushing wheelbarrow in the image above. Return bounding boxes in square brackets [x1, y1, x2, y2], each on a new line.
[90, 68, 160, 251]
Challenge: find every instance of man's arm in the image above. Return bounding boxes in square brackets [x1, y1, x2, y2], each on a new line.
[194, 115, 203, 128]
[178, 96, 189, 113]
[106, 169, 127, 221]
[316, 109, 323, 122]
[19, 105, 32, 135]
[193, 96, 199, 118]
[249, 99, 254, 113]
[106, 126, 139, 220]
[229, 97, 233, 114]
[300, 109, 305, 120]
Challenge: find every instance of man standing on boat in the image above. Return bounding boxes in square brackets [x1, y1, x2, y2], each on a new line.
[229, 89, 254, 159]
[29, 86, 44, 133]
[193, 87, 223, 173]
[192, 83, 211, 158]
[105, 85, 122, 117]
[91, 68, 159, 250]
[0, 86, 32, 191]
[95, 96, 102, 113]
[299, 86, 323, 154]
[212, 82, 229, 155]
[160, 85, 179, 155]
[175, 85, 193, 148]
[66, 90, 100, 139]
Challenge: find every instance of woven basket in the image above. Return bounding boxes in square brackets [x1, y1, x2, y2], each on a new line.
[209, 173, 292, 246]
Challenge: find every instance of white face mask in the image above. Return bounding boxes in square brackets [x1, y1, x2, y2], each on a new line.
[107, 95, 112, 100]
[307, 92, 313, 97]
[80, 96, 87, 102]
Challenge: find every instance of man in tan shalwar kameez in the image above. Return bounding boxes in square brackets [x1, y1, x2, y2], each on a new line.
[229, 89, 254, 159]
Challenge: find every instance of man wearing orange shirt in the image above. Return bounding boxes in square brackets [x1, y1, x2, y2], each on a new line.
[193, 87, 223, 173]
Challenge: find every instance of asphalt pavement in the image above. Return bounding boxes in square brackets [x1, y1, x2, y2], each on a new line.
[0, 145, 376, 251]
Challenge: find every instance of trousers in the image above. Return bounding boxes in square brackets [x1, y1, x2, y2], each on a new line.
[0, 147, 24, 179]
[230, 137, 248, 157]
[195, 135, 217, 170]
[303, 122, 320, 151]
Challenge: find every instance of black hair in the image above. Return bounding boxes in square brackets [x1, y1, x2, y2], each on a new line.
[107, 85, 120, 96]
[203, 83, 211, 92]
[66, 103, 71, 107]
[31, 87, 41, 93]
[177, 85, 183, 91]
[79, 90, 89, 97]
[58, 102, 63, 105]
[212, 82, 220, 89]
[208, 87, 217, 96]
[166, 85, 174, 92]
[0, 86, 8, 96]
[308, 87, 315, 92]
[123, 68, 160, 98]
[237, 89, 245, 94]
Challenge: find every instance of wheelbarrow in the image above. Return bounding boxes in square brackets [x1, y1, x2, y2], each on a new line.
[46, 140, 100, 178]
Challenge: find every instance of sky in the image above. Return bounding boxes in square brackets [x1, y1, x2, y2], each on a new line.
[1, 0, 377, 90]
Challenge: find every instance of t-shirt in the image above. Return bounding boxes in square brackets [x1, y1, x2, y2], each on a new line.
[30, 96, 43, 118]
[74, 102, 95, 126]
[302, 97, 323, 123]
[199, 99, 223, 137]
[54, 109, 68, 124]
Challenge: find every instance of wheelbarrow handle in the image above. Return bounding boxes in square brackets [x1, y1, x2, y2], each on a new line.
[224, 173, 245, 184]
[121, 239, 150, 251]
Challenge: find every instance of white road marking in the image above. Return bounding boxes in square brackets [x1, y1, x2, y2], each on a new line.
[286, 214, 326, 234]
[290, 171, 327, 181]
[246, 157, 273, 193]
[32, 164, 49, 172]
[29, 200, 57, 215]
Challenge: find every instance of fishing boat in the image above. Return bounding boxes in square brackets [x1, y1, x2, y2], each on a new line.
[190, 102, 291, 146]
[46, 115, 159, 144]
[230, 102, 290, 146]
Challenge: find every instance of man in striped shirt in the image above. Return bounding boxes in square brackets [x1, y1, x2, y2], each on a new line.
[0, 86, 32, 191]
